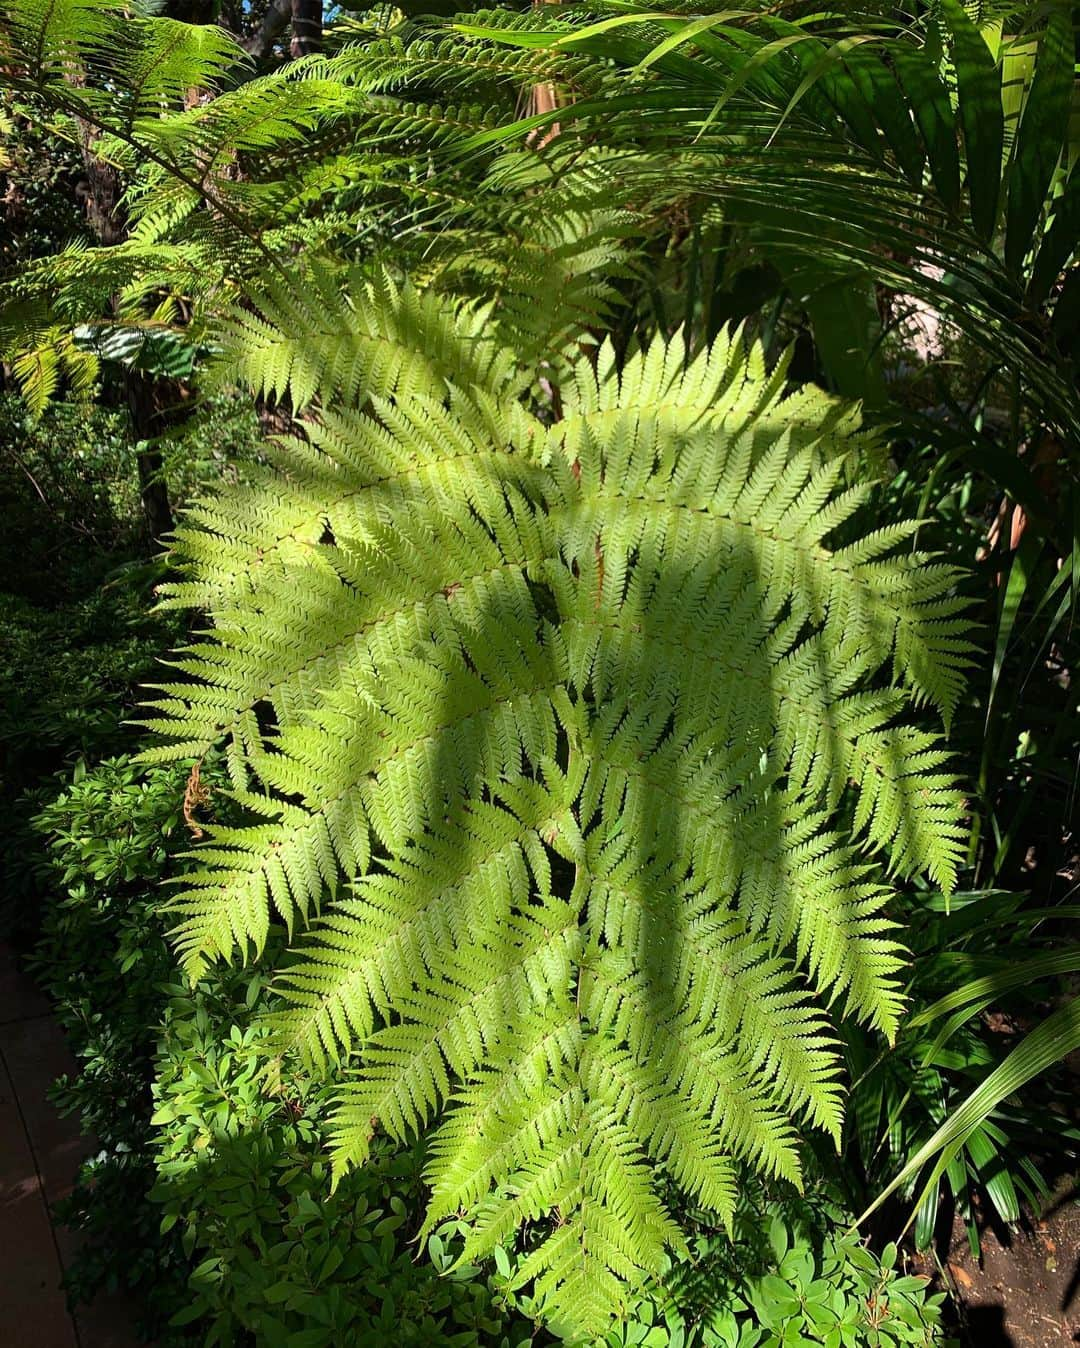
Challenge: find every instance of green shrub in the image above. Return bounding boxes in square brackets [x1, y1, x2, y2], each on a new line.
[1, 584, 172, 778]
[0, 579, 177, 942]
[596, 1205, 948, 1348]
[0, 393, 142, 597]
[839, 887, 1079, 1258]
[29, 757, 200, 1334]
[156, 392, 266, 507]
[27, 753, 537, 1345]
[147, 979, 946, 1348]
[149, 978, 537, 1347]
[27, 752, 947, 1348]
[0, 389, 264, 608]
[0, 102, 90, 269]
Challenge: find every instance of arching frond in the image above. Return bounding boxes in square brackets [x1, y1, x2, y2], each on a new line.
[146, 305, 969, 1336]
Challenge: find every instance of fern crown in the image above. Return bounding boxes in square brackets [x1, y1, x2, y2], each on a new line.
[139, 282, 970, 1334]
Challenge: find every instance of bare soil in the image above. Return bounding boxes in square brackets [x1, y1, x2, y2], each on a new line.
[916, 1180, 1080, 1347]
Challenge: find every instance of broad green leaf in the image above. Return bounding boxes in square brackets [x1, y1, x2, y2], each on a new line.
[1029, 163, 1080, 303]
[633, 12, 759, 72]
[986, 532, 1039, 730]
[913, 1182, 938, 1251]
[942, 0, 1004, 240]
[1000, 37, 1038, 148]
[1005, 10, 1074, 274]
[908, 949, 1080, 1029]
[892, 47, 961, 213]
[842, 46, 924, 183]
[452, 22, 572, 47]
[767, 35, 882, 151]
[965, 1125, 1020, 1225]
[739, 205, 885, 402]
[859, 995, 1080, 1230]
[699, 33, 821, 129]
[801, 269, 886, 405]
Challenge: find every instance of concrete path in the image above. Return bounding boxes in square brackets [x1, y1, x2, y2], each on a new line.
[0, 943, 144, 1347]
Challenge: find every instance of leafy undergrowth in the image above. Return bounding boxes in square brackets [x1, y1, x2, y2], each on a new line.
[26, 748, 946, 1347]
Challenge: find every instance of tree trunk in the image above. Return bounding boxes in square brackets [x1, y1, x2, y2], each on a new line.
[76, 141, 176, 543]
[126, 371, 176, 542]
[244, 0, 322, 59]
[290, 0, 322, 57]
[78, 139, 125, 247]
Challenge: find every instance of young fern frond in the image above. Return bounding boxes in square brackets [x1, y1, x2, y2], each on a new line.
[145, 282, 970, 1336]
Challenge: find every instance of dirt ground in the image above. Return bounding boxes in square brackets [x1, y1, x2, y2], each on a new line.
[914, 1180, 1080, 1347]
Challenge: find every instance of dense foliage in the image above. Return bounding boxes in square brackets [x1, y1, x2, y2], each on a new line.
[1, 0, 1077, 1344]
[19, 744, 948, 1346]
[142, 320, 967, 1333]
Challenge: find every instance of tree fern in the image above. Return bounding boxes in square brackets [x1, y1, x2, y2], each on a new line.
[1, 0, 638, 422]
[144, 280, 970, 1334]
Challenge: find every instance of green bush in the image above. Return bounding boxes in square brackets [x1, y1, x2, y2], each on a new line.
[0, 384, 265, 933]
[156, 392, 266, 506]
[24, 752, 526, 1342]
[0, 389, 264, 608]
[0, 579, 171, 778]
[28, 754, 538, 1345]
[149, 999, 948, 1348]
[147, 978, 947, 1348]
[487, 1185, 949, 1348]
[0, 393, 142, 597]
[26, 752, 948, 1348]
[29, 757, 200, 1334]
[0, 572, 176, 940]
[601, 1208, 948, 1348]
[839, 887, 1079, 1258]
[0, 378, 946, 1347]
[149, 979, 536, 1347]
[0, 102, 90, 269]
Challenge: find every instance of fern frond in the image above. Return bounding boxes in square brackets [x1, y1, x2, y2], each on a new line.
[148, 310, 968, 1336]
[207, 263, 516, 410]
